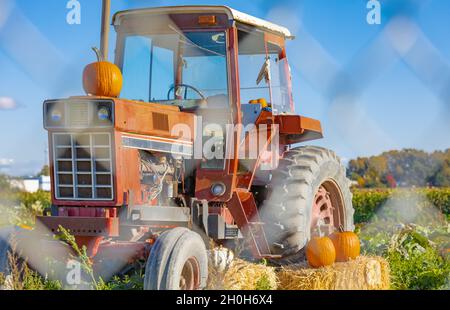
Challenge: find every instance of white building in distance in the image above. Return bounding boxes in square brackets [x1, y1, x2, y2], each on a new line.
[9, 176, 51, 193]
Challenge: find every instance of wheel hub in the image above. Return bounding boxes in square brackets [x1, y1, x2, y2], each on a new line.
[179, 257, 200, 290]
[311, 180, 344, 236]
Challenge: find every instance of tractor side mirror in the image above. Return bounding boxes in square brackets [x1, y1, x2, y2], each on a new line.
[256, 57, 271, 85]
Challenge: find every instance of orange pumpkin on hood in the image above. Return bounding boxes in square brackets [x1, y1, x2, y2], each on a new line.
[83, 47, 123, 97]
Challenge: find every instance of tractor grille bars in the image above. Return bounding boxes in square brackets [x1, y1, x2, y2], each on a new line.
[68, 101, 90, 127]
[53, 132, 114, 200]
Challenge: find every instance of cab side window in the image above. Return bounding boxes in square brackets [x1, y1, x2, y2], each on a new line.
[267, 46, 291, 114]
[237, 30, 270, 105]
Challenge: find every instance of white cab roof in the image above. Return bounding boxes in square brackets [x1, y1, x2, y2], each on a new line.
[113, 5, 294, 39]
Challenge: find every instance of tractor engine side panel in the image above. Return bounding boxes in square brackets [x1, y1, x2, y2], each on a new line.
[114, 131, 142, 206]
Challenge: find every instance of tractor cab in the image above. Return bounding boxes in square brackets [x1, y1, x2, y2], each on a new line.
[113, 6, 294, 120]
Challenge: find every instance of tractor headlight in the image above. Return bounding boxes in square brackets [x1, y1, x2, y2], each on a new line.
[93, 102, 113, 126]
[44, 100, 65, 127]
[97, 107, 110, 121]
[51, 109, 63, 122]
[211, 182, 226, 196]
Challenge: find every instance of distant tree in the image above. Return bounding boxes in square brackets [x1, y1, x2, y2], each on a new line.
[0, 174, 9, 188]
[38, 165, 50, 177]
[430, 158, 450, 187]
[385, 173, 397, 188]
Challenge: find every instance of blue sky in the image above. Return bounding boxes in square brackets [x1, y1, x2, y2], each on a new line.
[0, 0, 449, 176]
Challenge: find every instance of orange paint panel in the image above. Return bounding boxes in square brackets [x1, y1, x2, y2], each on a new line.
[114, 131, 142, 206]
[195, 173, 235, 202]
[275, 115, 322, 134]
[114, 99, 195, 140]
[274, 114, 323, 144]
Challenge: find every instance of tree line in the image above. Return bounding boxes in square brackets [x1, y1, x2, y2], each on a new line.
[347, 149, 450, 188]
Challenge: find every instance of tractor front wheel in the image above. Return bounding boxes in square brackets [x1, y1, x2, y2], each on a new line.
[144, 228, 208, 290]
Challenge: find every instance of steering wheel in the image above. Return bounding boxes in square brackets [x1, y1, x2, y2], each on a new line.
[167, 84, 206, 100]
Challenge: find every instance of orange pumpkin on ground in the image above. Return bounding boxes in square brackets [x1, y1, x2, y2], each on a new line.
[306, 236, 336, 268]
[83, 47, 123, 97]
[330, 226, 360, 262]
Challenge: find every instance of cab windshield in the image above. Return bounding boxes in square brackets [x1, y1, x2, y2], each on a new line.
[119, 30, 228, 107]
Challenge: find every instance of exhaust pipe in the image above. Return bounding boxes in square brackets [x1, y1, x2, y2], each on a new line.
[100, 0, 111, 60]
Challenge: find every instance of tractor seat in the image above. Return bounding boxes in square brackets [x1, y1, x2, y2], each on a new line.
[241, 98, 272, 126]
[241, 103, 262, 126]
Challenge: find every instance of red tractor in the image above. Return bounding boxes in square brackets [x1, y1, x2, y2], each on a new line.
[0, 5, 354, 290]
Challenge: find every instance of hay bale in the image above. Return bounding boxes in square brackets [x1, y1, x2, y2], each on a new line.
[208, 257, 278, 290]
[277, 256, 390, 290]
[223, 259, 278, 290]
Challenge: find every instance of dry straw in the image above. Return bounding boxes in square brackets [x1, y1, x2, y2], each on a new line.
[208, 257, 278, 290]
[223, 259, 278, 290]
[277, 256, 390, 290]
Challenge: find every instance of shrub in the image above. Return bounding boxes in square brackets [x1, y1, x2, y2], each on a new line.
[358, 221, 450, 290]
[352, 188, 450, 224]
[424, 188, 450, 215]
[0, 190, 51, 228]
[386, 226, 450, 290]
[18, 191, 51, 212]
[352, 189, 391, 223]
[388, 246, 449, 290]
[21, 266, 63, 290]
[96, 273, 144, 290]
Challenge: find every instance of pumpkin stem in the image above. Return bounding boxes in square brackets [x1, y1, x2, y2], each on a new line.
[317, 223, 323, 237]
[339, 224, 345, 233]
[92, 47, 103, 62]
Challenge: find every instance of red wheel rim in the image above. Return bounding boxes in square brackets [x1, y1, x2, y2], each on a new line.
[179, 257, 200, 290]
[311, 180, 345, 236]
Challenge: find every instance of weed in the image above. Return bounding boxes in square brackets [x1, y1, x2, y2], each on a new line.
[255, 274, 272, 290]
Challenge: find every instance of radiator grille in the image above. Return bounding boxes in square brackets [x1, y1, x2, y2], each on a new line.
[68, 101, 89, 127]
[53, 133, 114, 200]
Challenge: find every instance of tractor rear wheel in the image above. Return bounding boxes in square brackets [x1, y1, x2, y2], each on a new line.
[144, 228, 208, 290]
[260, 146, 354, 264]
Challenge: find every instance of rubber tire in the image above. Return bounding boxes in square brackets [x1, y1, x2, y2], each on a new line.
[144, 227, 190, 290]
[164, 231, 208, 290]
[260, 146, 354, 263]
[144, 228, 208, 290]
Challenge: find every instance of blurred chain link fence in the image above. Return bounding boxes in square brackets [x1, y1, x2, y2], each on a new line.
[0, 0, 448, 161]
[267, 0, 449, 157]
